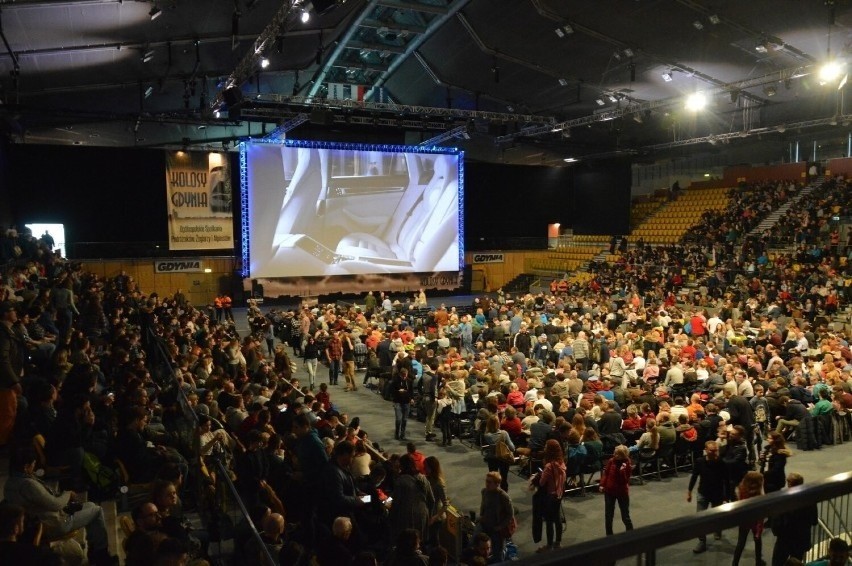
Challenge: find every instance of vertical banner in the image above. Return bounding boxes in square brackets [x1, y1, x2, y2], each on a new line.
[166, 151, 234, 250]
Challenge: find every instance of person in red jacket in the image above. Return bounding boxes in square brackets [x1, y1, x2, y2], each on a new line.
[599, 444, 634, 535]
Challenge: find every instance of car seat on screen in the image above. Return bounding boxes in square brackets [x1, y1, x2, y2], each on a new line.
[272, 147, 325, 248]
[335, 156, 458, 272]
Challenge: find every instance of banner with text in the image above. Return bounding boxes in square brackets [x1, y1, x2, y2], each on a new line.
[166, 151, 234, 250]
[472, 253, 504, 264]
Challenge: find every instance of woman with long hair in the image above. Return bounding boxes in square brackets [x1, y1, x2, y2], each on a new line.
[732, 471, 765, 566]
[759, 431, 792, 493]
[531, 439, 566, 553]
[424, 456, 448, 549]
[599, 445, 633, 535]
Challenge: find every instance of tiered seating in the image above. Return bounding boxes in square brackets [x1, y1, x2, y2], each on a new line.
[631, 187, 729, 245]
[528, 246, 602, 273]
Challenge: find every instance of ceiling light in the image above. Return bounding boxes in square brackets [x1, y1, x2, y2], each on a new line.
[623, 48, 634, 58]
[613, 51, 622, 60]
[551, 126, 563, 132]
[662, 72, 673, 82]
[685, 92, 707, 111]
[558, 78, 569, 86]
[149, 6, 162, 20]
[608, 94, 618, 103]
[300, 10, 310, 23]
[763, 85, 777, 97]
[563, 157, 578, 163]
[776, 125, 786, 133]
[554, 27, 565, 38]
[595, 98, 606, 106]
[214, 110, 221, 118]
[708, 14, 720, 24]
[755, 43, 769, 54]
[693, 21, 704, 30]
[142, 50, 155, 63]
[562, 24, 573, 35]
[819, 60, 845, 84]
[144, 86, 154, 98]
[260, 57, 270, 69]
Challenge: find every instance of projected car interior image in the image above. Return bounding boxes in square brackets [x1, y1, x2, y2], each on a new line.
[247, 144, 460, 278]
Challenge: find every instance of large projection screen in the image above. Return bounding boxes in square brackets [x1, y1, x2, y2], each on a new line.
[242, 140, 463, 279]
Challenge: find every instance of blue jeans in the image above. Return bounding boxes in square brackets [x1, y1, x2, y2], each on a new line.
[394, 403, 410, 439]
[328, 359, 341, 384]
[63, 501, 108, 552]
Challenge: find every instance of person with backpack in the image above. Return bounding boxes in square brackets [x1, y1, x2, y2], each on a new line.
[750, 384, 770, 451]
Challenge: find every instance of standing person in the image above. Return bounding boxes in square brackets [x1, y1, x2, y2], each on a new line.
[688, 441, 727, 554]
[531, 439, 566, 553]
[392, 367, 414, 441]
[731, 471, 765, 566]
[389, 454, 434, 545]
[759, 431, 792, 493]
[477, 472, 514, 563]
[482, 416, 515, 493]
[721, 425, 750, 500]
[0, 302, 24, 447]
[364, 291, 377, 315]
[341, 330, 357, 392]
[325, 331, 343, 386]
[303, 335, 321, 391]
[263, 317, 275, 360]
[214, 295, 223, 323]
[771, 473, 819, 566]
[222, 293, 234, 322]
[52, 278, 79, 343]
[599, 445, 634, 536]
[424, 456, 448, 550]
[422, 361, 440, 442]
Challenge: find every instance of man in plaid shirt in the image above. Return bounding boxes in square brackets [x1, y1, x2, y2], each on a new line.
[326, 331, 343, 386]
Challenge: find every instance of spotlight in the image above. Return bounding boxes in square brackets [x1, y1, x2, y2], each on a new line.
[554, 27, 565, 38]
[563, 157, 578, 163]
[755, 42, 769, 54]
[142, 50, 155, 63]
[260, 57, 270, 69]
[562, 24, 573, 35]
[214, 110, 221, 118]
[685, 92, 707, 111]
[763, 85, 777, 97]
[693, 20, 704, 30]
[144, 86, 154, 98]
[623, 48, 634, 57]
[608, 94, 618, 103]
[300, 10, 310, 23]
[708, 14, 720, 24]
[613, 51, 622, 60]
[819, 60, 845, 84]
[662, 72, 673, 82]
[558, 78, 569, 86]
[149, 6, 162, 20]
[595, 98, 606, 106]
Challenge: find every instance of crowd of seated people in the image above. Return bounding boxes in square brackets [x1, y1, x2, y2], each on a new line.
[764, 178, 851, 249]
[0, 174, 848, 566]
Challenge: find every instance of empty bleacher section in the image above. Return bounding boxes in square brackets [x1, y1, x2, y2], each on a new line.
[630, 186, 730, 245]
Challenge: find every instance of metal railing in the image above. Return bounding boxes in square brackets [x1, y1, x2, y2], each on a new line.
[144, 327, 277, 566]
[511, 471, 852, 566]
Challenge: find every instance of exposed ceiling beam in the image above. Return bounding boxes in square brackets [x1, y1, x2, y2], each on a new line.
[344, 40, 406, 54]
[358, 18, 425, 35]
[494, 64, 813, 143]
[375, 0, 448, 15]
[0, 0, 124, 7]
[366, 0, 471, 100]
[330, 60, 388, 72]
[413, 50, 522, 111]
[528, 0, 767, 105]
[0, 28, 329, 59]
[675, 0, 815, 63]
[307, 0, 380, 97]
[456, 12, 581, 85]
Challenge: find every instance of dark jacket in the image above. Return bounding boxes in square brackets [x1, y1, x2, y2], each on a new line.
[0, 322, 24, 389]
[318, 461, 361, 527]
[688, 456, 727, 504]
[783, 399, 808, 421]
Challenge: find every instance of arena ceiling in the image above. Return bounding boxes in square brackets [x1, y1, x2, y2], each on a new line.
[2, 0, 852, 164]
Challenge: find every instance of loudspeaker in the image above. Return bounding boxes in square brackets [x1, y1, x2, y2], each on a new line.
[223, 86, 243, 107]
[309, 108, 335, 126]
